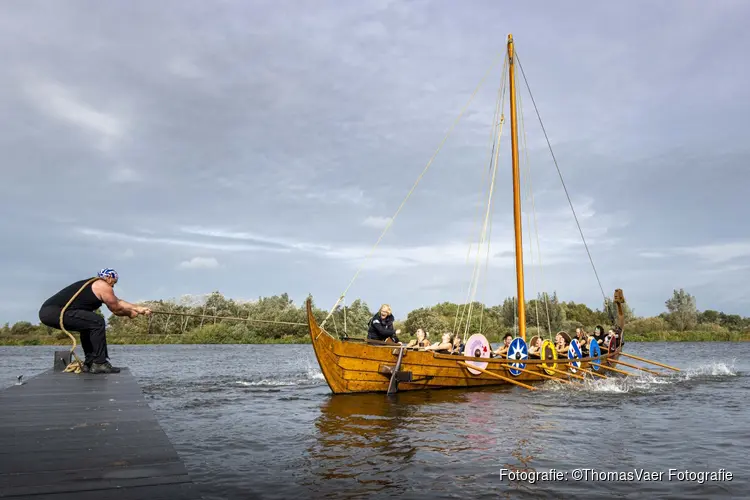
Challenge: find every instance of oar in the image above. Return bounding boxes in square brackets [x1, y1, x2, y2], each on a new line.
[543, 365, 586, 381]
[387, 347, 405, 395]
[619, 352, 681, 372]
[609, 359, 665, 376]
[571, 365, 608, 379]
[502, 364, 573, 384]
[457, 362, 536, 391]
[597, 364, 633, 376]
[556, 354, 608, 379]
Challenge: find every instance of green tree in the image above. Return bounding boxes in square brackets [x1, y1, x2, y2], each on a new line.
[665, 288, 698, 331]
[431, 301, 460, 320]
[526, 292, 564, 333]
[404, 308, 450, 338]
[561, 301, 598, 327]
[718, 313, 743, 331]
[698, 309, 720, 324]
[331, 298, 372, 336]
[10, 321, 34, 336]
[498, 297, 517, 329]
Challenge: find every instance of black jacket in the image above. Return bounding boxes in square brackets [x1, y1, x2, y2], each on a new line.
[367, 312, 397, 341]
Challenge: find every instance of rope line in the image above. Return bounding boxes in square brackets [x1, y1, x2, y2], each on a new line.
[321, 51, 506, 331]
[477, 209, 493, 337]
[462, 118, 503, 341]
[476, 60, 508, 340]
[515, 52, 608, 305]
[457, 55, 508, 340]
[518, 86, 542, 338]
[148, 310, 307, 327]
[463, 105, 505, 341]
[453, 58, 506, 336]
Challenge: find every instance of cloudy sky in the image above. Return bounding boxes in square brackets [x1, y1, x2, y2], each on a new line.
[1, 0, 749, 324]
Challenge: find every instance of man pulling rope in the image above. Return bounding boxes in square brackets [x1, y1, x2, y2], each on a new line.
[38, 268, 151, 374]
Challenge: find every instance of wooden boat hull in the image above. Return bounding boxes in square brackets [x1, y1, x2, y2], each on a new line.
[307, 299, 623, 394]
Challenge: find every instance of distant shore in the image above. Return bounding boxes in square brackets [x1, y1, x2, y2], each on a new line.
[1, 329, 748, 347]
[3, 288, 748, 346]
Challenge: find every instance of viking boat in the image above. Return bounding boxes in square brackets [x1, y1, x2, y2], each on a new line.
[305, 35, 665, 395]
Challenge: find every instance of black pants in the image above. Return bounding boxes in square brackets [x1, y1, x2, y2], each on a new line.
[39, 306, 108, 364]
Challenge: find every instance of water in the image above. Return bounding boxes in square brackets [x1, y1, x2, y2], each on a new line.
[1, 342, 747, 499]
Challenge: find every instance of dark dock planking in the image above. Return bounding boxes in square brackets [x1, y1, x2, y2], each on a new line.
[0, 365, 203, 499]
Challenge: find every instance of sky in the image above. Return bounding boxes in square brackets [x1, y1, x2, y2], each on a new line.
[1, 0, 749, 324]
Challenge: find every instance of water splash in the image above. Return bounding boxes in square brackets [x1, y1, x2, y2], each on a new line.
[235, 368, 324, 387]
[679, 360, 737, 378]
[538, 360, 739, 395]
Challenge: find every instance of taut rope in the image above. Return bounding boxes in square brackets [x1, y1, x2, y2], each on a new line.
[515, 52, 608, 307]
[320, 50, 507, 331]
[57, 282, 306, 373]
[148, 310, 306, 327]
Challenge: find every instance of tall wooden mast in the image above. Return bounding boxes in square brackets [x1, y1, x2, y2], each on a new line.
[507, 34, 526, 340]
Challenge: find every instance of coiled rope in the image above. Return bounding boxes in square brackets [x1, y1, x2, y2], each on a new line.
[60, 277, 100, 374]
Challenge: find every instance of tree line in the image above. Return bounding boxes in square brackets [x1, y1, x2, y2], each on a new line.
[1, 288, 749, 345]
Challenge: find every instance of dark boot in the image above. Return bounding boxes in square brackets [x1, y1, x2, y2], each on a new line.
[90, 362, 121, 374]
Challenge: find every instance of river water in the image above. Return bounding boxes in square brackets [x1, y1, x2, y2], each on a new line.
[1, 342, 747, 499]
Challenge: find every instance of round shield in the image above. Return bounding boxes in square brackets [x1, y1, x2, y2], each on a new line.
[464, 334, 491, 375]
[568, 339, 582, 373]
[540, 339, 557, 376]
[608, 334, 617, 354]
[589, 339, 601, 371]
[507, 337, 528, 376]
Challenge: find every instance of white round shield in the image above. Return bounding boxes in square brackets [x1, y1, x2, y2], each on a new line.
[464, 333, 491, 375]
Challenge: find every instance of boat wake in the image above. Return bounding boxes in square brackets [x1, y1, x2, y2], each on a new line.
[539, 361, 738, 395]
[141, 364, 325, 410]
[235, 368, 325, 388]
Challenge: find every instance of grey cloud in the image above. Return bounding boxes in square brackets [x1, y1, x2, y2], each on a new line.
[2, 0, 750, 323]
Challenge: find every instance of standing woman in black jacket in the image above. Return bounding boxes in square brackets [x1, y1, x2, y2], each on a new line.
[367, 304, 401, 343]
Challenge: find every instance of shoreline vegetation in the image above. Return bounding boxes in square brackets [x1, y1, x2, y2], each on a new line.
[2, 289, 749, 346]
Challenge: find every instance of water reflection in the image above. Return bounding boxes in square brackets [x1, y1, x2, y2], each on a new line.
[304, 390, 474, 496]
[303, 388, 547, 498]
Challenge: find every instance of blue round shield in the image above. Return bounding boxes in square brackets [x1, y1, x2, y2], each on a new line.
[507, 337, 528, 376]
[568, 339, 582, 372]
[589, 339, 601, 371]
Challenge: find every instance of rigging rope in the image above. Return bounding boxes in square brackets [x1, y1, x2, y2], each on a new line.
[321, 51, 507, 330]
[515, 52, 608, 305]
[462, 111, 504, 341]
[457, 56, 508, 341]
[477, 188, 495, 337]
[520, 114, 542, 337]
[517, 67, 552, 338]
[477, 63, 507, 340]
[453, 57, 507, 337]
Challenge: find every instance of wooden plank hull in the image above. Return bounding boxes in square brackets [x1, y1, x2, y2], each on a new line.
[306, 299, 623, 395]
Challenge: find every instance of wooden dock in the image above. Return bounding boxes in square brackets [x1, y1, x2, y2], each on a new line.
[0, 366, 203, 499]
